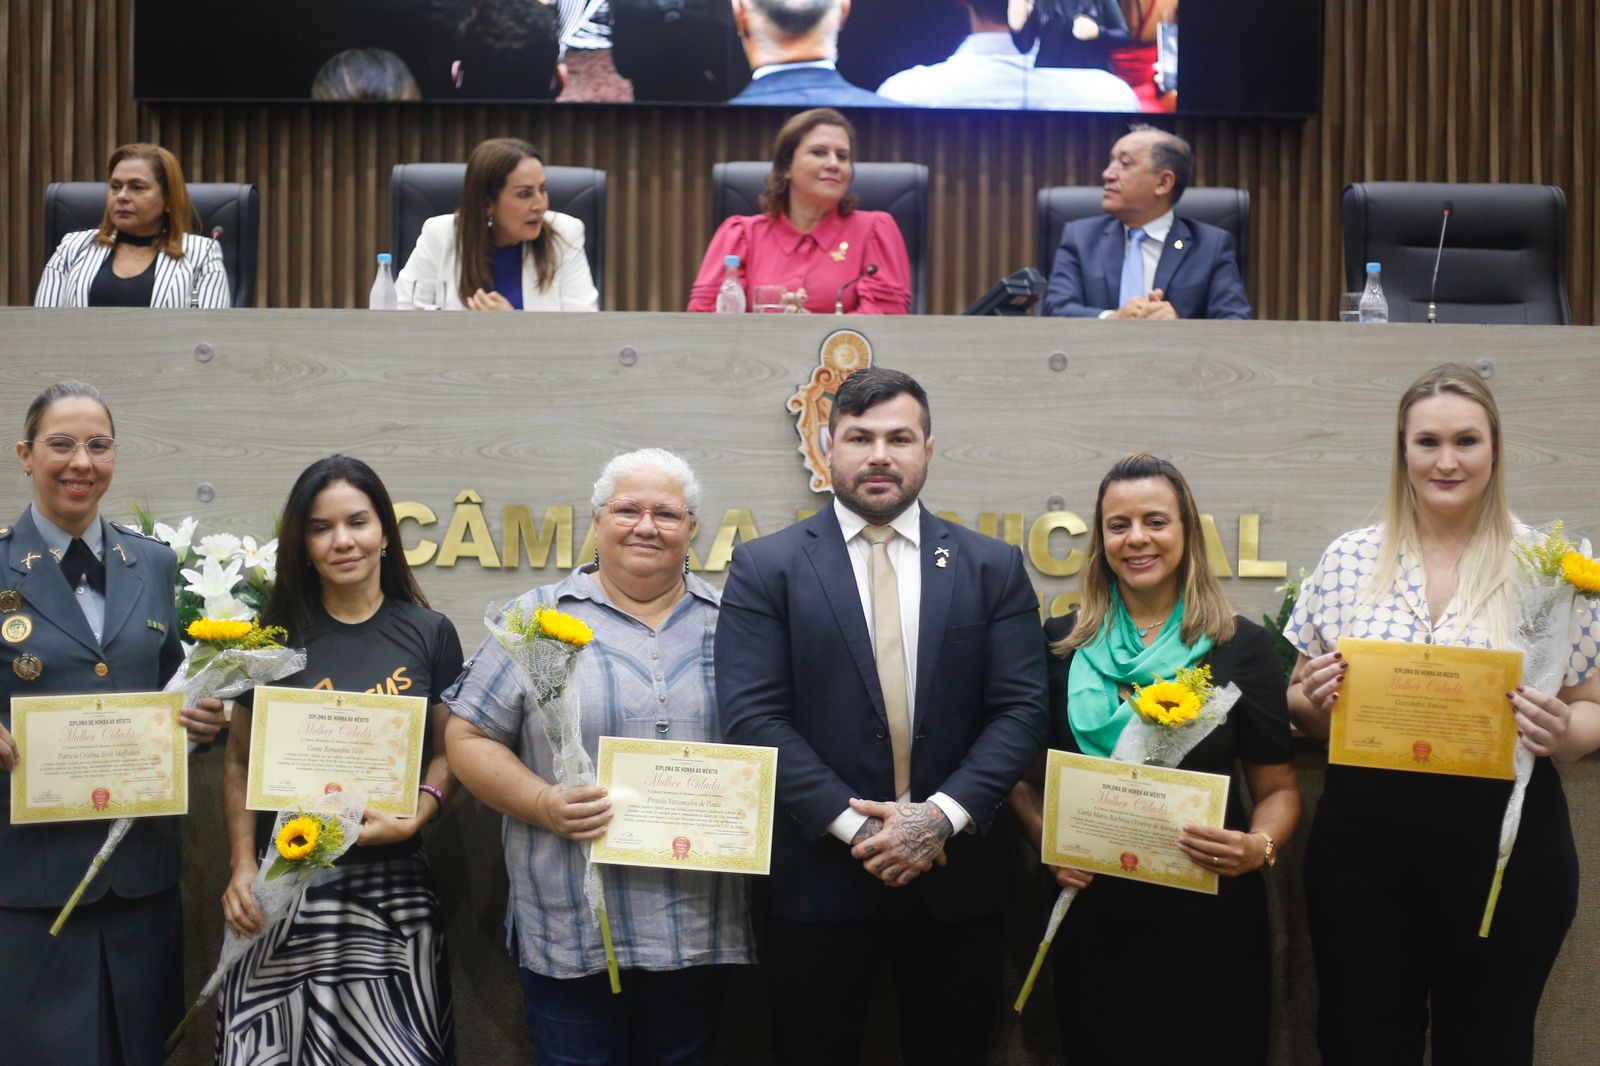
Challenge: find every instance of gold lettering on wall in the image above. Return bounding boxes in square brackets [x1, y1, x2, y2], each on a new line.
[1237, 514, 1288, 578]
[978, 512, 1025, 547]
[395, 501, 439, 567]
[703, 509, 761, 572]
[437, 490, 501, 569]
[1026, 511, 1087, 578]
[1200, 514, 1233, 577]
[502, 505, 574, 570]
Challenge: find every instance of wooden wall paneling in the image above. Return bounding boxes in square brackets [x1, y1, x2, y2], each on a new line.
[4, 1, 1597, 322]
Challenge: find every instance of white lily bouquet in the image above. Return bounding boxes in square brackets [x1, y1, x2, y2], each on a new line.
[485, 600, 621, 993]
[1480, 522, 1600, 936]
[165, 787, 369, 1051]
[1015, 666, 1242, 1013]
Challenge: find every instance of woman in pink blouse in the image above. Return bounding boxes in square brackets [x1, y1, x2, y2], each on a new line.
[687, 108, 912, 314]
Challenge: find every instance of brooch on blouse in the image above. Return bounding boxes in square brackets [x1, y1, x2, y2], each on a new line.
[830, 241, 849, 263]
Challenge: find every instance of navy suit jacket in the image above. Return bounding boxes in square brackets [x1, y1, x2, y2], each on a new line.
[716, 504, 1047, 922]
[729, 66, 899, 108]
[1043, 213, 1253, 319]
[0, 509, 184, 908]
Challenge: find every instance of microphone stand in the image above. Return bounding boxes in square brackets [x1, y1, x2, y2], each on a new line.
[1427, 202, 1452, 324]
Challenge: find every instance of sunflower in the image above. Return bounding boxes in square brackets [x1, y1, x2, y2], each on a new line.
[536, 608, 595, 647]
[275, 816, 320, 861]
[1562, 551, 1600, 595]
[187, 617, 254, 642]
[1133, 680, 1202, 727]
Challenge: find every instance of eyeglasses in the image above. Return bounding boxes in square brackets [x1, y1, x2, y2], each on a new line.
[28, 435, 119, 463]
[602, 500, 692, 530]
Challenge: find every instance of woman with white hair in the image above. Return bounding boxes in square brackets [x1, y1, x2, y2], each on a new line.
[445, 449, 754, 1066]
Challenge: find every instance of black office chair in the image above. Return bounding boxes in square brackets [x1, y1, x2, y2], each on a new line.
[1036, 186, 1251, 285]
[43, 181, 260, 307]
[711, 161, 930, 314]
[389, 163, 608, 307]
[1341, 182, 1571, 325]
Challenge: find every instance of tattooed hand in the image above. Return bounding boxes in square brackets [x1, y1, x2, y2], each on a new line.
[847, 798, 953, 887]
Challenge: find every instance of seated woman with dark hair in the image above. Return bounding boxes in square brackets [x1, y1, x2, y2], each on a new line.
[35, 142, 230, 308]
[396, 137, 598, 311]
[687, 108, 912, 314]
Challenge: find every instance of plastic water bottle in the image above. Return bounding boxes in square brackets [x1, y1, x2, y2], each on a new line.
[369, 252, 397, 310]
[715, 255, 746, 314]
[1358, 261, 1388, 324]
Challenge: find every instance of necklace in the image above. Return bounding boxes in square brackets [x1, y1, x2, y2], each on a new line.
[1133, 613, 1172, 639]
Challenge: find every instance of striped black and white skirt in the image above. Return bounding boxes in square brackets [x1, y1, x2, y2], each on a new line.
[215, 853, 455, 1065]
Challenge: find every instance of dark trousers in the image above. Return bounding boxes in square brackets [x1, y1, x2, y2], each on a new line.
[0, 886, 183, 1066]
[1305, 803, 1577, 1066]
[518, 965, 732, 1066]
[763, 904, 1007, 1066]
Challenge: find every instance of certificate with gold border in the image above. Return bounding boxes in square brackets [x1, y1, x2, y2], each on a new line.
[9, 692, 187, 824]
[246, 686, 427, 815]
[1329, 637, 1522, 780]
[1041, 749, 1229, 895]
[591, 737, 777, 875]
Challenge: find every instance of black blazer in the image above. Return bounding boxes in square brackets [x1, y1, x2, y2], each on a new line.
[1043, 612, 1293, 829]
[717, 504, 1048, 922]
[728, 66, 898, 108]
[0, 509, 184, 907]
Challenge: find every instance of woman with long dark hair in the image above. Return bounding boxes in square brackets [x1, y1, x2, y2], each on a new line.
[217, 455, 463, 1064]
[396, 137, 598, 311]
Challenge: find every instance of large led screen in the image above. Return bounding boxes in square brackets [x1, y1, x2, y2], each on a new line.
[135, 1, 1321, 117]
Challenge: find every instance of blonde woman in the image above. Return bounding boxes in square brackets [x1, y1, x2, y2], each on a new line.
[1010, 452, 1299, 1064]
[1286, 363, 1600, 1065]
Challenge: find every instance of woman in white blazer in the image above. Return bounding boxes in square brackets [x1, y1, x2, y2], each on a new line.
[35, 143, 230, 309]
[396, 138, 598, 312]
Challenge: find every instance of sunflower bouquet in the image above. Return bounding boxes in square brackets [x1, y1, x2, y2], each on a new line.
[1481, 521, 1600, 936]
[1016, 665, 1243, 1014]
[484, 599, 621, 992]
[48, 619, 306, 937]
[165, 787, 368, 1051]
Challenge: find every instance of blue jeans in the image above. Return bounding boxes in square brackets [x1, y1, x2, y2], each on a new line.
[517, 965, 732, 1066]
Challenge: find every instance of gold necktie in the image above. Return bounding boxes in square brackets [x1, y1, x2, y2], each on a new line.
[860, 524, 911, 798]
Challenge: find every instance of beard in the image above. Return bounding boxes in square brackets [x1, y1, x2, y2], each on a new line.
[831, 463, 926, 522]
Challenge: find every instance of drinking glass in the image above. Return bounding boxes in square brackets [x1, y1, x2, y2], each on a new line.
[753, 285, 786, 313]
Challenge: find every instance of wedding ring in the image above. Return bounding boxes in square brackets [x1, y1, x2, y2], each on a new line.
[1212, 855, 1221, 864]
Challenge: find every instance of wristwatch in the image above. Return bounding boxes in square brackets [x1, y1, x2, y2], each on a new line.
[1252, 830, 1278, 868]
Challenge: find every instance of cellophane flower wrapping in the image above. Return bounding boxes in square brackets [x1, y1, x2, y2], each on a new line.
[165, 788, 367, 1049]
[1481, 529, 1593, 936]
[483, 602, 612, 977]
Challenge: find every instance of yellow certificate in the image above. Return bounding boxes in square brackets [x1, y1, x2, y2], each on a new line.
[246, 686, 427, 815]
[1329, 637, 1523, 780]
[591, 736, 778, 875]
[9, 692, 187, 824]
[1041, 749, 1229, 895]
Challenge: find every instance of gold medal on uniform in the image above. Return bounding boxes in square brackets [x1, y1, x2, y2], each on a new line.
[12, 652, 42, 681]
[2, 615, 32, 643]
[0, 589, 20, 612]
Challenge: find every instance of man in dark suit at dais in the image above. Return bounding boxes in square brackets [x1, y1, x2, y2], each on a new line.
[728, 0, 898, 107]
[1043, 124, 1254, 320]
[717, 367, 1048, 1066]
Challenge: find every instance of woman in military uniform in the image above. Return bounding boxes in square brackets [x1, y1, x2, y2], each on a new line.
[0, 381, 225, 1065]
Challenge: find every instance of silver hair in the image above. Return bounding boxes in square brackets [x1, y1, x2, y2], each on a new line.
[590, 448, 703, 514]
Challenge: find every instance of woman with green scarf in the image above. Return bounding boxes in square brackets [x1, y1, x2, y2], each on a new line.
[1010, 453, 1300, 1064]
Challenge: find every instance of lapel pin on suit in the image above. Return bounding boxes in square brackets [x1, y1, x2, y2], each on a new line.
[47, 547, 62, 563]
[21, 552, 40, 571]
[111, 544, 128, 564]
[830, 241, 849, 263]
[1173, 239, 1185, 250]
[0, 590, 20, 612]
[934, 546, 951, 569]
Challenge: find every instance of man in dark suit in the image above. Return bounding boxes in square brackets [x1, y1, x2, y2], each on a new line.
[717, 367, 1048, 1065]
[1043, 124, 1253, 319]
[728, 0, 897, 107]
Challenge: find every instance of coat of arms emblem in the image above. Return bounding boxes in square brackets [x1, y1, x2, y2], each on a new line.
[785, 329, 873, 494]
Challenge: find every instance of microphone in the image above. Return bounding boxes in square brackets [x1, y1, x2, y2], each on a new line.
[1427, 200, 1453, 324]
[836, 263, 879, 314]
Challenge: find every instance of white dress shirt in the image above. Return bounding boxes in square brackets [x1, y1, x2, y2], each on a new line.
[826, 498, 972, 844]
[876, 33, 1140, 112]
